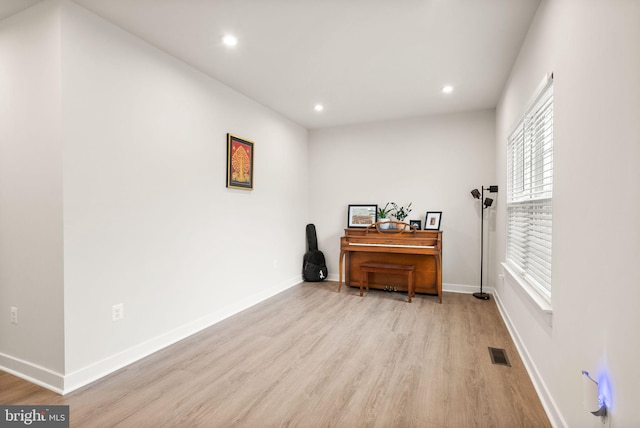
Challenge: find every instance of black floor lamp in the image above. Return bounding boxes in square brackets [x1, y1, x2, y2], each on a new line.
[470, 185, 498, 300]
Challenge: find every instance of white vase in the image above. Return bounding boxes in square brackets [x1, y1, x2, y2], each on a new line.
[378, 218, 390, 230]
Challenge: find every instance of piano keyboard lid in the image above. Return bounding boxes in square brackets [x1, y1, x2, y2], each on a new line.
[349, 242, 435, 249]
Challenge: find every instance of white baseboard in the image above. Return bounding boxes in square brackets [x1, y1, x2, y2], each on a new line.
[63, 275, 302, 394]
[443, 282, 494, 295]
[0, 353, 64, 394]
[2, 276, 302, 395]
[324, 275, 485, 296]
[326, 273, 340, 282]
[493, 289, 567, 428]
[4, 275, 562, 428]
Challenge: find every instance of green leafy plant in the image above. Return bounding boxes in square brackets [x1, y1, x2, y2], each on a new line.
[391, 202, 413, 222]
[377, 202, 394, 219]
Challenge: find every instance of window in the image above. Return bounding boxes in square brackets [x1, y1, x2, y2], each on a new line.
[506, 76, 553, 301]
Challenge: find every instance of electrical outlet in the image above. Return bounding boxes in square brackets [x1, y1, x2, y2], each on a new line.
[10, 307, 18, 324]
[112, 303, 124, 321]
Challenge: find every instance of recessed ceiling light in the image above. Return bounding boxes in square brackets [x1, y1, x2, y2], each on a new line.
[442, 85, 454, 94]
[314, 104, 324, 112]
[222, 35, 238, 47]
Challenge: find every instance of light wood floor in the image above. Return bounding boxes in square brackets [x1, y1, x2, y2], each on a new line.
[1, 283, 550, 427]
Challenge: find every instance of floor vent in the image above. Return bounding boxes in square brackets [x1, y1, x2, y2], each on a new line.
[488, 347, 511, 367]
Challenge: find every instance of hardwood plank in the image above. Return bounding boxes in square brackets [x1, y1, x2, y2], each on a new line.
[0, 283, 550, 427]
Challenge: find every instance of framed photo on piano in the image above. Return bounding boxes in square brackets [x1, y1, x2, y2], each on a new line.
[348, 204, 378, 228]
[424, 211, 442, 230]
[409, 220, 422, 230]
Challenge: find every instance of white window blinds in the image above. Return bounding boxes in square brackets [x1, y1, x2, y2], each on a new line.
[507, 77, 553, 300]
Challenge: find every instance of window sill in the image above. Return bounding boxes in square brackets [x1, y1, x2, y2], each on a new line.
[501, 262, 553, 314]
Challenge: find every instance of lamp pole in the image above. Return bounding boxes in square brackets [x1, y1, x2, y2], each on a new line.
[473, 187, 489, 299]
[472, 185, 498, 300]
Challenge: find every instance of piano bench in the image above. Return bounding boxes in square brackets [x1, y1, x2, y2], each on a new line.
[359, 262, 416, 303]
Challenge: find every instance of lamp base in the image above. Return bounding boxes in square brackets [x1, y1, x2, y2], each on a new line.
[473, 292, 491, 300]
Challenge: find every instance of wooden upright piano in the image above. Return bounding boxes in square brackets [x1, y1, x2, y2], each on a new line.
[339, 224, 443, 302]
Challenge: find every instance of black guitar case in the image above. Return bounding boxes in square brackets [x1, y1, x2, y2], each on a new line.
[303, 224, 328, 282]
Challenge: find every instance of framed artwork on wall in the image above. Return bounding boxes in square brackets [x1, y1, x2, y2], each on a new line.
[226, 133, 254, 190]
[424, 212, 442, 230]
[348, 205, 378, 228]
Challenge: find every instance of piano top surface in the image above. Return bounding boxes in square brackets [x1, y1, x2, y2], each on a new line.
[341, 228, 442, 249]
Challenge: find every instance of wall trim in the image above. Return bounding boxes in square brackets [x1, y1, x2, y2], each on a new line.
[62, 275, 302, 394]
[325, 275, 484, 296]
[2, 276, 301, 395]
[5, 275, 563, 428]
[0, 353, 64, 394]
[493, 289, 567, 428]
[326, 273, 340, 282]
[443, 282, 493, 295]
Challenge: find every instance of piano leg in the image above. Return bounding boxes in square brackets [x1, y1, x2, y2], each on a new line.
[408, 270, 414, 303]
[436, 254, 442, 303]
[338, 250, 346, 293]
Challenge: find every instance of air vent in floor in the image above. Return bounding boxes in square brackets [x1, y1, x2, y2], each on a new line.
[488, 347, 511, 367]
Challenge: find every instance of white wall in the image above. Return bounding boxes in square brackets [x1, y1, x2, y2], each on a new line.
[309, 110, 496, 293]
[0, 1, 65, 386]
[1, 0, 309, 392]
[495, 1, 640, 426]
[6, 2, 639, 423]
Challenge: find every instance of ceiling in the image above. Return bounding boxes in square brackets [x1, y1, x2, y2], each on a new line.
[0, 0, 43, 20]
[1, 0, 541, 129]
